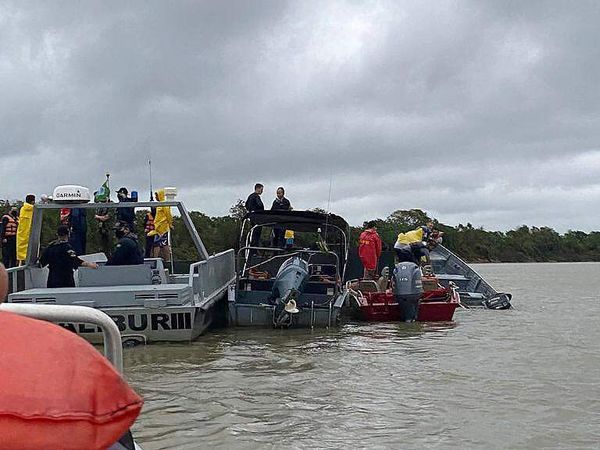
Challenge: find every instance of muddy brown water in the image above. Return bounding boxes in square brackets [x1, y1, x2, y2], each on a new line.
[127, 263, 600, 449]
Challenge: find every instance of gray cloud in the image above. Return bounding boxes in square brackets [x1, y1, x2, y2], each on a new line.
[1, 1, 599, 231]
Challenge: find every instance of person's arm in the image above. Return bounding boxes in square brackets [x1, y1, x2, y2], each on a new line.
[270, 200, 277, 211]
[376, 235, 382, 258]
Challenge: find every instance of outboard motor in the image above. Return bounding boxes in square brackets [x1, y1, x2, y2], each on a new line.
[271, 256, 309, 326]
[483, 293, 512, 310]
[392, 262, 423, 322]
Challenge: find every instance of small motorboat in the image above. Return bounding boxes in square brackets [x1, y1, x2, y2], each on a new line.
[345, 267, 460, 322]
[230, 210, 350, 328]
[431, 244, 512, 309]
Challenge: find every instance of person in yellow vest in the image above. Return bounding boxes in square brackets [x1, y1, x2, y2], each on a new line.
[16, 195, 35, 265]
[147, 189, 173, 262]
[1, 207, 19, 268]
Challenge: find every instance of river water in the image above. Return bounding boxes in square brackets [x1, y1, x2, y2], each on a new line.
[126, 263, 600, 449]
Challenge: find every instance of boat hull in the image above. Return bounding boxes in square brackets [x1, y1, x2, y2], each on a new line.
[350, 292, 458, 322]
[229, 299, 343, 328]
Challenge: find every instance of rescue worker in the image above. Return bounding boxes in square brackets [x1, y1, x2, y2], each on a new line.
[245, 183, 264, 250]
[1, 207, 19, 268]
[358, 221, 382, 280]
[394, 222, 436, 266]
[147, 189, 172, 262]
[116, 187, 136, 231]
[16, 194, 35, 265]
[271, 186, 291, 247]
[395, 239, 437, 266]
[107, 221, 144, 266]
[39, 225, 98, 288]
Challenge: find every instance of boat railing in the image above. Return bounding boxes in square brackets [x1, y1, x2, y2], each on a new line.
[0, 303, 123, 373]
[188, 249, 236, 307]
[236, 247, 340, 281]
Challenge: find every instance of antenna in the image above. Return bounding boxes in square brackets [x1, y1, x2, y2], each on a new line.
[148, 155, 153, 201]
[324, 169, 333, 242]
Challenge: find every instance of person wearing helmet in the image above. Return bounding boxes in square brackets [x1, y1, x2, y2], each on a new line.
[106, 221, 144, 266]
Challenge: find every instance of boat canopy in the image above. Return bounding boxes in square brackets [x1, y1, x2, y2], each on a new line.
[244, 210, 349, 233]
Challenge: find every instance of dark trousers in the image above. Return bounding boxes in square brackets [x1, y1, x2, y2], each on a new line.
[99, 230, 112, 258]
[145, 236, 154, 258]
[272, 226, 285, 248]
[2, 236, 17, 268]
[250, 226, 262, 248]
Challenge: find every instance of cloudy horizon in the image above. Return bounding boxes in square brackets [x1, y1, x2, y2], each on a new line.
[1, 1, 599, 232]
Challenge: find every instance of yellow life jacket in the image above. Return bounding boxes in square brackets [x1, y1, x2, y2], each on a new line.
[16, 203, 34, 261]
[284, 230, 295, 239]
[396, 227, 424, 245]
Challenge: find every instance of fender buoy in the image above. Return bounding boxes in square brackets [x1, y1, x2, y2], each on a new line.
[0, 311, 143, 450]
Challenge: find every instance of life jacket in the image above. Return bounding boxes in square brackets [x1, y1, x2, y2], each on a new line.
[2, 215, 18, 237]
[144, 213, 155, 234]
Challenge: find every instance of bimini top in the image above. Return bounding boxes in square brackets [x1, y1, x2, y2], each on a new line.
[244, 210, 349, 233]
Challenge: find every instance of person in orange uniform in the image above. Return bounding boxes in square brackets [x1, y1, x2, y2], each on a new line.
[358, 221, 382, 280]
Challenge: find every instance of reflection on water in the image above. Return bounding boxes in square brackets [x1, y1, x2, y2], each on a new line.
[127, 263, 600, 449]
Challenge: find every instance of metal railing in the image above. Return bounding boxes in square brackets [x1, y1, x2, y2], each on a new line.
[0, 303, 123, 373]
[188, 249, 236, 306]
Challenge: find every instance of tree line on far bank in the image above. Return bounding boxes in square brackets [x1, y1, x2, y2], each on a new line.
[1, 199, 597, 263]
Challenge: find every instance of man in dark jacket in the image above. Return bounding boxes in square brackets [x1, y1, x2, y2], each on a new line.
[107, 221, 144, 266]
[245, 183, 264, 249]
[270, 186, 291, 247]
[116, 187, 136, 232]
[40, 225, 98, 288]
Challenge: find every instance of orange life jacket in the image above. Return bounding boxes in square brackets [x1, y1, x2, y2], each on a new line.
[2, 215, 17, 237]
[144, 213, 155, 234]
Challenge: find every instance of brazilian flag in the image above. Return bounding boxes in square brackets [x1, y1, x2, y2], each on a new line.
[94, 174, 110, 202]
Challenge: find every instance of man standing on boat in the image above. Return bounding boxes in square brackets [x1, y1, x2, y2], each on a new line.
[271, 186, 291, 247]
[359, 221, 382, 279]
[116, 187, 136, 232]
[1, 207, 19, 268]
[245, 183, 264, 249]
[40, 225, 98, 288]
[16, 194, 35, 265]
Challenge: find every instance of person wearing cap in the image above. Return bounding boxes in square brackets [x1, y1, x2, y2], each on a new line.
[116, 187, 136, 231]
[1, 207, 19, 268]
[107, 221, 144, 266]
[358, 220, 382, 280]
[39, 225, 98, 288]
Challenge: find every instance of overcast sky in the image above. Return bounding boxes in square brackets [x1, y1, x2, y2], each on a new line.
[1, 1, 598, 231]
